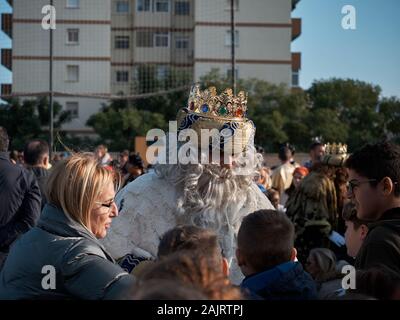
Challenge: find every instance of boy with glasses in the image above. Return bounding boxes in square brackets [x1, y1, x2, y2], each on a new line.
[345, 141, 400, 274]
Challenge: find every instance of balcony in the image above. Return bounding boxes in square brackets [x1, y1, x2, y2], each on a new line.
[1, 13, 12, 39]
[292, 52, 301, 71]
[1, 84, 12, 96]
[292, 0, 300, 11]
[1, 49, 12, 71]
[291, 18, 301, 41]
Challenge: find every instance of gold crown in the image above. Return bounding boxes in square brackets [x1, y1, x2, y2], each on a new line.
[322, 143, 348, 166]
[187, 84, 248, 119]
[325, 143, 348, 155]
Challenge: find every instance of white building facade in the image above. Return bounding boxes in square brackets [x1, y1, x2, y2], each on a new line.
[8, 0, 300, 134]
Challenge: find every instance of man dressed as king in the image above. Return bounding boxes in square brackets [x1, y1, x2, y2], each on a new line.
[102, 85, 274, 283]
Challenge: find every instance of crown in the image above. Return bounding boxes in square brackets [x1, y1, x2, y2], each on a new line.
[322, 142, 348, 166]
[325, 143, 348, 155]
[186, 84, 248, 119]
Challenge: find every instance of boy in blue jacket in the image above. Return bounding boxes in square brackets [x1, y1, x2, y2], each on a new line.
[237, 209, 317, 300]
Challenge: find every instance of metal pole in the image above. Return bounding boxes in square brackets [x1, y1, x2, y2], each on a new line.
[230, 0, 236, 94]
[49, 0, 54, 158]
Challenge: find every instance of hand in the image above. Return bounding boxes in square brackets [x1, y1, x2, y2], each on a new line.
[328, 230, 345, 247]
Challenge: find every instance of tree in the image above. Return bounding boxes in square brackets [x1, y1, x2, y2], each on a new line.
[307, 78, 385, 150]
[87, 99, 166, 151]
[0, 97, 71, 150]
[379, 97, 400, 143]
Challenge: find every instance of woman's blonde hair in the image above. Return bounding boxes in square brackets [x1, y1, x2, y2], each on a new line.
[46, 153, 118, 229]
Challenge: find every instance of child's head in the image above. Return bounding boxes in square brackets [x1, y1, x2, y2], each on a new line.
[266, 188, 280, 210]
[342, 202, 369, 258]
[139, 251, 242, 300]
[158, 225, 229, 276]
[236, 209, 296, 276]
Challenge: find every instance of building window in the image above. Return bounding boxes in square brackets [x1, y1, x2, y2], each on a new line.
[66, 102, 79, 119]
[116, 1, 129, 13]
[66, 65, 79, 82]
[154, 32, 169, 47]
[225, 0, 239, 10]
[292, 71, 299, 87]
[175, 36, 189, 49]
[115, 36, 130, 49]
[116, 71, 129, 82]
[156, 65, 168, 80]
[155, 0, 170, 12]
[175, 1, 190, 15]
[225, 30, 239, 47]
[137, 31, 153, 47]
[137, 0, 151, 11]
[66, 29, 79, 45]
[66, 0, 79, 8]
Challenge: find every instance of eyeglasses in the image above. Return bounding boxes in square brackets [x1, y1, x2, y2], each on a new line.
[95, 199, 116, 211]
[346, 179, 377, 194]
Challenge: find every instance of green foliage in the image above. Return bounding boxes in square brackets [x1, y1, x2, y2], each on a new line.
[5, 70, 394, 153]
[87, 98, 165, 151]
[0, 97, 71, 150]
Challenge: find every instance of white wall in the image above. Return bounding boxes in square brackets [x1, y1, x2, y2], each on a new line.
[194, 0, 290, 23]
[56, 97, 107, 131]
[194, 26, 291, 60]
[194, 62, 291, 86]
[13, 0, 111, 21]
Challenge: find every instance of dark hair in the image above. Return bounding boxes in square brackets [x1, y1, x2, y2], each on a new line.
[0, 126, 9, 152]
[23, 140, 50, 166]
[342, 202, 368, 230]
[238, 210, 294, 272]
[278, 143, 295, 161]
[309, 142, 324, 151]
[266, 187, 279, 197]
[139, 251, 242, 300]
[120, 150, 129, 157]
[353, 265, 400, 300]
[158, 225, 221, 260]
[128, 152, 144, 169]
[345, 141, 400, 197]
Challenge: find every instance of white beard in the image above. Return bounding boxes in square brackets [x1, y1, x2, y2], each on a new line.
[155, 163, 257, 231]
[102, 148, 274, 284]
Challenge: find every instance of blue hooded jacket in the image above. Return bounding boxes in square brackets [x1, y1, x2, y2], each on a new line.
[241, 261, 317, 300]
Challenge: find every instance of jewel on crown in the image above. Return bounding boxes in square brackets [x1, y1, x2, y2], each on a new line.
[187, 84, 248, 118]
[325, 143, 348, 155]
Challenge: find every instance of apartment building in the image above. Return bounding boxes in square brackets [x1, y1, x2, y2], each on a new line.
[7, 0, 111, 134]
[110, 0, 194, 95]
[194, 0, 301, 86]
[5, 0, 301, 134]
[1, 0, 12, 99]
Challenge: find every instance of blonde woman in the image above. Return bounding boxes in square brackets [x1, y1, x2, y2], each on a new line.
[0, 154, 135, 299]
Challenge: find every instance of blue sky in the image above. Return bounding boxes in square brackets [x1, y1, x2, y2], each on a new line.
[292, 0, 400, 98]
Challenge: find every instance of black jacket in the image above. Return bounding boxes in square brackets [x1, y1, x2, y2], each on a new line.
[0, 152, 41, 252]
[355, 207, 400, 275]
[27, 166, 49, 209]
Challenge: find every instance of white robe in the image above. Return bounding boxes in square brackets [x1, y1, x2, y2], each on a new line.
[102, 171, 274, 284]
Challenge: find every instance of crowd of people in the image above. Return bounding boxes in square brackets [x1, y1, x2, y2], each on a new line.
[1, 91, 400, 300]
